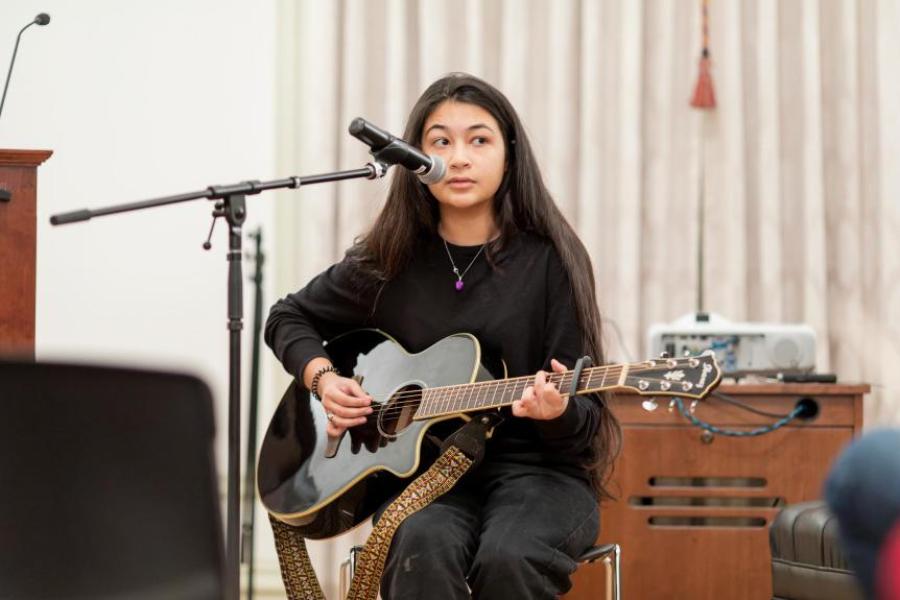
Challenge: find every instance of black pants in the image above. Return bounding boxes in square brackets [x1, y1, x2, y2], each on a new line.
[377, 461, 600, 600]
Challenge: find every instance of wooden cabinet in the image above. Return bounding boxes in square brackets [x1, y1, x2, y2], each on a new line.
[566, 384, 868, 600]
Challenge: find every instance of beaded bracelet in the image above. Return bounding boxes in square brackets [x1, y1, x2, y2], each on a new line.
[310, 364, 339, 400]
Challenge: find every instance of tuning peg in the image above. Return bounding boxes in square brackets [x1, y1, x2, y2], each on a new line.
[689, 399, 699, 414]
[641, 399, 659, 412]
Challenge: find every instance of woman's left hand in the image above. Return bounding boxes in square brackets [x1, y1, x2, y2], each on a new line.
[512, 358, 569, 420]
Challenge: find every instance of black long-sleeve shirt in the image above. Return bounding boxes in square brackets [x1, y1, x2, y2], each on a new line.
[264, 231, 601, 482]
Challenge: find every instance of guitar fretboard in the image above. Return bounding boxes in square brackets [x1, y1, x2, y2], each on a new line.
[413, 364, 626, 420]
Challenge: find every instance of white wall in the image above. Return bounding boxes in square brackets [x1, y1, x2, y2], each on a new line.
[0, 0, 279, 503]
[1, 1, 289, 593]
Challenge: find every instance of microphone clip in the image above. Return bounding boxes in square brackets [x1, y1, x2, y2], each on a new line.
[371, 140, 427, 174]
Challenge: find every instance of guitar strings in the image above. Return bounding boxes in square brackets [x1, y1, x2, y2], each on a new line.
[337, 364, 712, 414]
[336, 370, 716, 422]
[353, 372, 715, 423]
[338, 360, 708, 405]
[333, 359, 704, 404]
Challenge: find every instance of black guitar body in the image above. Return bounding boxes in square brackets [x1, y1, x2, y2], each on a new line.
[257, 329, 504, 539]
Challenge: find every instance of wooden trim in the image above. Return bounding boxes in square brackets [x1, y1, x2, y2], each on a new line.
[852, 390, 864, 436]
[0, 149, 53, 167]
[710, 383, 870, 395]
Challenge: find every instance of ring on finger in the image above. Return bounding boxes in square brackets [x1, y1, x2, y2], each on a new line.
[326, 411, 335, 422]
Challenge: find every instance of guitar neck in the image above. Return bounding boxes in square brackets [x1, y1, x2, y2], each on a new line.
[413, 351, 720, 420]
[413, 364, 624, 420]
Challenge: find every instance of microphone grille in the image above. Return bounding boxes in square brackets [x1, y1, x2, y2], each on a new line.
[35, 13, 51, 25]
[418, 155, 445, 185]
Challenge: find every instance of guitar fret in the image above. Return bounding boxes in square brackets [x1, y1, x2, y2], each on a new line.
[473, 381, 484, 410]
[496, 379, 507, 407]
[515, 378, 526, 401]
[438, 386, 449, 416]
[447, 385, 458, 415]
[426, 365, 625, 419]
[459, 384, 470, 413]
[558, 373, 570, 395]
[416, 389, 425, 418]
[447, 385, 456, 414]
[419, 388, 430, 417]
[429, 388, 439, 417]
[426, 388, 437, 418]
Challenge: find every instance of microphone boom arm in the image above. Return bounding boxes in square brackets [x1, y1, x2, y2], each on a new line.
[49, 162, 388, 225]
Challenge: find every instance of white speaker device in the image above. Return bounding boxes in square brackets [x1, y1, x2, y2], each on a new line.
[647, 312, 816, 377]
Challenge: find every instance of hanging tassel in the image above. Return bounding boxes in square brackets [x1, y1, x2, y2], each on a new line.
[690, 49, 716, 109]
[690, 0, 716, 110]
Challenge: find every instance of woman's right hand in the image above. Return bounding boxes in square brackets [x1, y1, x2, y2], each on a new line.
[317, 372, 373, 437]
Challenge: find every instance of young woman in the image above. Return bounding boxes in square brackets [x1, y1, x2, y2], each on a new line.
[265, 72, 620, 599]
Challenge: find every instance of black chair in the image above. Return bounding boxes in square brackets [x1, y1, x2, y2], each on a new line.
[770, 501, 862, 600]
[0, 361, 224, 600]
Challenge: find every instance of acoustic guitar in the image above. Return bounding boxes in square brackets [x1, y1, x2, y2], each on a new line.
[257, 329, 722, 539]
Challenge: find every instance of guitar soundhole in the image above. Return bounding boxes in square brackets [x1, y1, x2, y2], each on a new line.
[377, 384, 422, 439]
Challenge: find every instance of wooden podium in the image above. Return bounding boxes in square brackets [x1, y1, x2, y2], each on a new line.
[566, 383, 868, 600]
[0, 149, 53, 358]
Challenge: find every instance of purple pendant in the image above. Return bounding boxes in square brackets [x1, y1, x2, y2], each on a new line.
[455, 280, 464, 292]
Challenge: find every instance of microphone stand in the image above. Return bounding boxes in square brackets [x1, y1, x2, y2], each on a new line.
[0, 14, 50, 122]
[50, 161, 389, 600]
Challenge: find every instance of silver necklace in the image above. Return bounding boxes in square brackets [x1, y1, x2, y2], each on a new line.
[442, 238, 486, 292]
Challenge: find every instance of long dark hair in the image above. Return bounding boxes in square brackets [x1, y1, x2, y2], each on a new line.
[349, 72, 621, 500]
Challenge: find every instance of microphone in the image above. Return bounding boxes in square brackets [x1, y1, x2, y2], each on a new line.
[0, 13, 51, 122]
[349, 117, 445, 184]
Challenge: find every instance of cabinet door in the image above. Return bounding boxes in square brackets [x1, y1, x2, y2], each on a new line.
[566, 424, 854, 600]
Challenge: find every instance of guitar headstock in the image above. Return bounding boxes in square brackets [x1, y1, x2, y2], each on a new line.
[619, 351, 721, 399]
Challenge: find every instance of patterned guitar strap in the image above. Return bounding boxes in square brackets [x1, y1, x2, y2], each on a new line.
[269, 414, 498, 600]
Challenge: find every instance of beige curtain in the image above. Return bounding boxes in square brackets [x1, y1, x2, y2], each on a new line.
[260, 0, 900, 596]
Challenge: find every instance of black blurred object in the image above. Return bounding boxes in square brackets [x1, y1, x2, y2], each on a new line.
[778, 372, 838, 384]
[0, 13, 51, 122]
[0, 361, 224, 600]
[0, 188, 10, 202]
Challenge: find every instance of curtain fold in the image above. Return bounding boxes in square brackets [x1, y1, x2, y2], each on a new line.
[265, 0, 900, 595]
